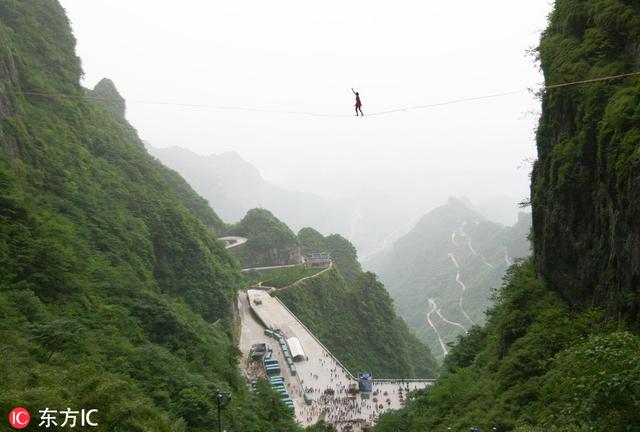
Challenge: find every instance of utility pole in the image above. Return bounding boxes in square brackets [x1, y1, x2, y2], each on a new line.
[216, 390, 230, 432]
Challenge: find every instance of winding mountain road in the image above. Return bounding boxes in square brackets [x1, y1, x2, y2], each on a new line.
[504, 250, 513, 266]
[427, 299, 448, 356]
[450, 230, 459, 247]
[459, 224, 494, 269]
[467, 236, 478, 256]
[219, 236, 249, 249]
[240, 262, 304, 273]
[447, 252, 460, 268]
[435, 306, 467, 333]
[449, 226, 476, 327]
[480, 253, 495, 268]
[266, 261, 334, 291]
[455, 271, 476, 326]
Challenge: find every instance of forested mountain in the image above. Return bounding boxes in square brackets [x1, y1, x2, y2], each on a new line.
[366, 198, 530, 360]
[226, 208, 302, 268]
[0, 2, 302, 430]
[373, 1, 640, 430]
[298, 227, 362, 283]
[148, 145, 352, 237]
[274, 229, 438, 379]
[222, 210, 439, 378]
[148, 145, 428, 261]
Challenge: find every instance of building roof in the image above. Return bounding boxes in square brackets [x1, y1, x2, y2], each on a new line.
[286, 337, 306, 361]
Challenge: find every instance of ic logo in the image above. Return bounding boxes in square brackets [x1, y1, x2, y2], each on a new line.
[9, 407, 30, 429]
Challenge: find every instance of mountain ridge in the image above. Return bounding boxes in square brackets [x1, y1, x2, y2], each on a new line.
[366, 198, 531, 360]
[0, 2, 302, 429]
[373, 1, 640, 429]
[147, 144, 353, 237]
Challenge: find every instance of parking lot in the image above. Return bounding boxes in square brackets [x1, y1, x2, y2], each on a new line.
[238, 289, 433, 430]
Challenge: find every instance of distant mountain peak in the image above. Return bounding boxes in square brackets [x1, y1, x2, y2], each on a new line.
[446, 196, 475, 210]
[90, 78, 126, 119]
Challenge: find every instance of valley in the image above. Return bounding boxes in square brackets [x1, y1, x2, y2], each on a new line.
[3, 1, 640, 430]
[366, 199, 531, 360]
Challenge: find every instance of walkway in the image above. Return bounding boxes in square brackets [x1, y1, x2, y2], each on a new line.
[239, 289, 434, 429]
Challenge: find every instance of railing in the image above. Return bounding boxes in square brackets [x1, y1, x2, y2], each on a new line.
[273, 296, 437, 385]
[273, 296, 359, 381]
[371, 378, 436, 384]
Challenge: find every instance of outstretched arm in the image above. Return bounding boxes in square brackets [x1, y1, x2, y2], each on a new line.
[352, 88, 356, 95]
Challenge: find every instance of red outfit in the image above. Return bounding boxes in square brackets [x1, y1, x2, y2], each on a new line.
[355, 96, 362, 107]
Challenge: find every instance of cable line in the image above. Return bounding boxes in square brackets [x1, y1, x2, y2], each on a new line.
[3, 70, 640, 119]
[544, 70, 640, 89]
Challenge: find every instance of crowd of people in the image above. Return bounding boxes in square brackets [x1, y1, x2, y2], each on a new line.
[292, 352, 424, 431]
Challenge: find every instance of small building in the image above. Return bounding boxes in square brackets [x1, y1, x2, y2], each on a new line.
[305, 252, 331, 269]
[286, 337, 306, 361]
[358, 372, 373, 393]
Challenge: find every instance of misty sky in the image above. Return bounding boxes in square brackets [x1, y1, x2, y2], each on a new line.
[59, 0, 553, 221]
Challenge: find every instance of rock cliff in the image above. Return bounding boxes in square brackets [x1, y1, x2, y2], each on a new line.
[532, 0, 640, 326]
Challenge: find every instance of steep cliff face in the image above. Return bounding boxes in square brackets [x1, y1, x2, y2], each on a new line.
[372, 2, 640, 430]
[532, 0, 640, 325]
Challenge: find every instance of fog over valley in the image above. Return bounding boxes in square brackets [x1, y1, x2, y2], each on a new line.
[60, 0, 550, 252]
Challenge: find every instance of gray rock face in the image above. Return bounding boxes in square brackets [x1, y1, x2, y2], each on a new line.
[233, 242, 302, 268]
[532, 2, 640, 327]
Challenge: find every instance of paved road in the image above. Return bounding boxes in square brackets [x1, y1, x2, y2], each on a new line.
[434, 303, 467, 333]
[449, 228, 476, 327]
[426, 299, 448, 356]
[239, 289, 433, 430]
[240, 262, 303, 273]
[219, 236, 248, 249]
[272, 262, 333, 290]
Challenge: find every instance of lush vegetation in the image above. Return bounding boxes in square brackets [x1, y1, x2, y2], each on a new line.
[298, 227, 362, 283]
[373, 259, 640, 431]
[367, 198, 530, 360]
[0, 2, 303, 430]
[276, 265, 437, 379]
[147, 145, 353, 238]
[532, 0, 640, 324]
[227, 208, 301, 268]
[234, 221, 437, 378]
[243, 264, 323, 288]
[375, 0, 640, 428]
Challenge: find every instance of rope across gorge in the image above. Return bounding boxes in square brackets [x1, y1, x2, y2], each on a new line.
[3, 71, 640, 119]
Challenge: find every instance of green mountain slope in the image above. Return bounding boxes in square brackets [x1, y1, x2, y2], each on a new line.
[232, 215, 438, 378]
[227, 208, 302, 268]
[367, 198, 531, 360]
[274, 229, 438, 379]
[0, 2, 301, 430]
[298, 227, 362, 283]
[147, 145, 353, 236]
[275, 268, 438, 379]
[532, 0, 640, 325]
[373, 1, 640, 430]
